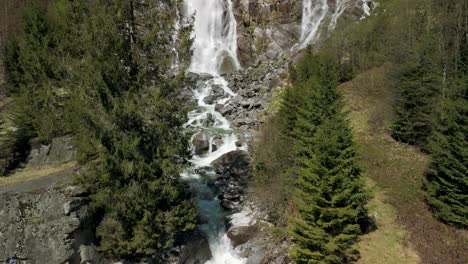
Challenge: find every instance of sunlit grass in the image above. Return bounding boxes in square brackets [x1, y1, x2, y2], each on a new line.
[340, 65, 421, 264]
[0, 161, 78, 186]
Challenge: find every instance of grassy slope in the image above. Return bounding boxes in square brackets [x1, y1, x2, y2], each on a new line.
[0, 161, 78, 187]
[341, 65, 468, 264]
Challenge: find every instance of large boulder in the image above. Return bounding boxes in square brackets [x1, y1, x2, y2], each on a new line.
[218, 52, 238, 75]
[211, 150, 250, 178]
[192, 132, 211, 155]
[0, 186, 103, 264]
[227, 225, 258, 247]
[27, 136, 76, 166]
[211, 150, 251, 211]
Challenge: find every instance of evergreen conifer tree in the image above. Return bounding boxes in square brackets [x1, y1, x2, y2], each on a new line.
[392, 34, 443, 151]
[286, 53, 368, 263]
[425, 94, 468, 228]
[289, 113, 368, 264]
[3, 0, 198, 257]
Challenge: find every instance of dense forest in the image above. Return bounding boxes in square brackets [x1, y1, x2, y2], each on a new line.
[252, 0, 467, 263]
[1, 0, 198, 258]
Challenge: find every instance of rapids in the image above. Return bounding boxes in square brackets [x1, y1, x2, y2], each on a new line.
[182, 0, 246, 263]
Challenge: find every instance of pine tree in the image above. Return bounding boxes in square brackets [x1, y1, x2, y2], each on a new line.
[425, 10, 468, 226]
[285, 53, 368, 263]
[425, 94, 468, 228]
[424, 0, 468, 228]
[3, 0, 198, 257]
[69, 0, 198, 257]
[392, 33, 443, 151]
[289, 114, 368, 264]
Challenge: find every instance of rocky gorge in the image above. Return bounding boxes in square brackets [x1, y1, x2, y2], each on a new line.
[0, 0, 376, 263]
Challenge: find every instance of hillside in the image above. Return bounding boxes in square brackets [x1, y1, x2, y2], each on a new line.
[342, 65, 468, 264]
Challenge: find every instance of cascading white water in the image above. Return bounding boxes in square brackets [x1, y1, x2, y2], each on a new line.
[328, 0, 351, 31]
[185, 0, 240, 75]
[297, 0, 329, 49]
[182, 0, 246, 263]
[360, 0, 378, 20]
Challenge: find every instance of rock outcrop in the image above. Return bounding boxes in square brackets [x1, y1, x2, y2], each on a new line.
[212, 150, 251, 211]
[0, 186, 102, 264]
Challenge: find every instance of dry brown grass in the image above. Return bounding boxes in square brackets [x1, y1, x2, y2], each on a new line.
[341, 65, 468, 264]
[0, 161, 78, 186]
[357, 179, 421, 264]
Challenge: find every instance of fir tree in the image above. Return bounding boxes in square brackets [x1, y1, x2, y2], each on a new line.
[3, 0, 198, 257]
[425, 94, 468, 228]
[392, 34, 443, 151]
[286, 53, 368, 263]
[289, 114, 368, 264]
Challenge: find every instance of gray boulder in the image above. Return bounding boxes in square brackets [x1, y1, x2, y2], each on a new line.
[0, 186, 102, 264]
[227, 225, 258, 247]
[192, 132, 211, 155]
[28, 136, 76, 167]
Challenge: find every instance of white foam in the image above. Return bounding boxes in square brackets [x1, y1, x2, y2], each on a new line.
[298, 0, 329, 49]
[182, 1, 247, 263]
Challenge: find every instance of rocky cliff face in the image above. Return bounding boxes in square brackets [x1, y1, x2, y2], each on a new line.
[233, 0, 302, 66]
[0, 186, 101, 264]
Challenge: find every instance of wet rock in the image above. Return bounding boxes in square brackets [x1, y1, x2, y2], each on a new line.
[218, 52, 237, 75]
[203, 95, 216, 105]
[192, 132, 211, 155]
[211, 136, 224, 152]
[220, 191, 242, 201]
[179, 88, 194, 101]
[212, 84, 225, 96]
[227, 225, 258, 247]
[202, 113, 216, 127]
[211, 150, 250, 174]
[219, 105, 234, 115]
[212, 150, 251, 212]
[221, 200, 240, 210]
[215, 104, 224, 112]
[157, 230, 211, 264]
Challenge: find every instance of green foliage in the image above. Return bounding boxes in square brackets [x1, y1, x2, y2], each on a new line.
[424, 1, 468, 227]
[1, 1, 67, 175]
[2, 0, 197, 258]
[252, 52, 369, 262]
[425, 94, 468, 228]
[289, 116, 368, 264]
[391, 0, 468, 152]
[0, 106, 35, 175]
[391, 36, 443, 150]
[284, 54, 368, 263]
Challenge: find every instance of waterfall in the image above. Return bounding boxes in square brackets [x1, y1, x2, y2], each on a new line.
[297, 0, 329, 49]
[329, 0, 351, 31]
[361, 0, 378, 20]
[185, 0, 240, 75]
[182, 0, 246, 263]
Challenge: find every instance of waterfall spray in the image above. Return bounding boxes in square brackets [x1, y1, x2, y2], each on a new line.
[298, 0, 329, 49]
